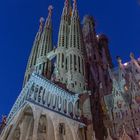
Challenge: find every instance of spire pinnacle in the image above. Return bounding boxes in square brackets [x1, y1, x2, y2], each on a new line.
[116, 56, 122, 66]
[130, 52, 135, 59]
[48, 5, 53, 16]
[45, 5, 53, 28]
[73, 0, 77, 9]
[65, 0, 69, 7]
[39, 17, 44, 32]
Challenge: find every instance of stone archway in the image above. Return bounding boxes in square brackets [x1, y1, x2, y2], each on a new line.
[5, 104, 34, 140]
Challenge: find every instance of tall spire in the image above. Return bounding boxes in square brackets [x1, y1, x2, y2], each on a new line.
[66, 0, 87, 93]
[63, 0, 72, 15]
[36, 5, 53, 78]
[73, 0, 77, 9]
[72, 0, 79, 18]
[44, 5, 53, 28]
[55, 0, 72, 84]
[23, 17, 44, 87]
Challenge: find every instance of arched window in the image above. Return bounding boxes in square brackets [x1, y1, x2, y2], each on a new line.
[66, 57, 68, 70]
[58, 53, 60, 67]
[78, 56, 81, 73]
[68, 102, 73, 116]
[74, 55, 77, 71]
[62, 53, 64, 68]
[63, 99, 67, 113]
[82, 59, 84, 75]
[70, 54, 72, 70]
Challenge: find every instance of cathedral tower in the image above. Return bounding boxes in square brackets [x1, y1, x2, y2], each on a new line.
[56, 0, 72, 83]
[82, 16, 113, 140]
[66, 0, 87, 93]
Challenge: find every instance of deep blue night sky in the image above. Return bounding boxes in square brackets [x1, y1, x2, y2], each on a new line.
[0, 0, 140, 117]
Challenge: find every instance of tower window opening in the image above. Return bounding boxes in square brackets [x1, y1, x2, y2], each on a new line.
[78, 56, 81, 73]
[62, 36, 64, 47]
[82, 59, 84, 75]
[62, 53, 64, 68]
[72, 83, 74, 88]
[66, 57, 68, 70]
[61, 78, 63, 82]
[58, 53, 60, 67]
[70, 54, 72, 70]
[74, 55, 77, 71]
[39, 64, 42, 70]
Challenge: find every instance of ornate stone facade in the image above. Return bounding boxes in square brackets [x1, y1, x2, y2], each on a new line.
[0, 0, 140, 140]
[104, 54, 140, 140]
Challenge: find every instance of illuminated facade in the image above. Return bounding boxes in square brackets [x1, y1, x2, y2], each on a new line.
[0, 0, 140, 140]
[104, 54, 140, 140]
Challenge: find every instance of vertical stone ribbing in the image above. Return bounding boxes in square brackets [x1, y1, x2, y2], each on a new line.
[82, 16, 113, 140]
[66, 0, 87, 93]
[56, 0, 72, 83]
[36, 5, 53, 79]
[23, 18, 44, 87]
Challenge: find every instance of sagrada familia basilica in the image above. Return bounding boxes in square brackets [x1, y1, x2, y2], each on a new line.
[0, 0, 140, 140]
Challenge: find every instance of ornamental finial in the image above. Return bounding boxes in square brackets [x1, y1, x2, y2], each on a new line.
[2, 115, 6, 124]
[73, 0, 77, 9]
[45, 5, 53, 27]
[48, 5, 53, 16]
[130, 52, 135, 59]
[116, 56, 122, 65]
[39, 17, 44, 32]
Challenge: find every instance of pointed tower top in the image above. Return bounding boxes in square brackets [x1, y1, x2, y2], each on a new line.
[62, 0, 72, 16]
[116, 56, 122, 66]
[130, 52, 135, 60]
[39, 17, 44, 32]
[71, 0, 79, 18]
[48, 5, 53, 16]
[45, 5, 53, 28]
[73, 0, 77, 9]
